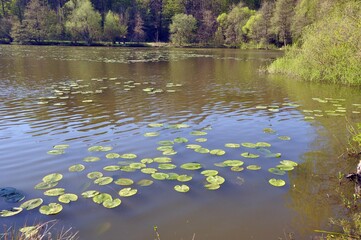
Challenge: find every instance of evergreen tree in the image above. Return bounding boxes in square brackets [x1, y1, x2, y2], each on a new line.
[132, 11, 145, 42]
[271, 0, 296, 46]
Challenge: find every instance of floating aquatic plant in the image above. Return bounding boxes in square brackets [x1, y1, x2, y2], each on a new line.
[174, 185, 190, 193]
[69, 164, 85, 172]
[44, 188, 65, 196]
[20, 198, 43, 210]
[246, 165, 261, 170]
[180, 163, 202, 170]
[39, 203, 62, 215]
[114, 178, 134, 186]
[268, 179, 286, 187]
[210, 149, 226, 156]
[119, 188, 137, 197]
[241, 152, 260, 158]
[58, 193, 78, 204]
[1, 207, 23, 217]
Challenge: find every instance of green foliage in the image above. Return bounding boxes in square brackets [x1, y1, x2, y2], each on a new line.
[271, 0, 296, 46]
[269, 0, 361, 85]
[169, 13, 197, 45]
[0, 17, 12, 41]
[65, 0, 101, 44]
[104, 11, 127, 43]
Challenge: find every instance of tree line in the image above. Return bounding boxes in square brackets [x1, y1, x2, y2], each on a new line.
[0, 0, 350, 48]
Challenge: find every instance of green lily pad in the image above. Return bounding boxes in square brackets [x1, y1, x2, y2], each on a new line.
[69, 164, 85, 172]
[247, 165, 261, 170]
[81, 190, 100, 198]
[120, 153, 137, 159]
[201, 170, 219, 176]
[265, 152, 282, 158]
[269, 178, 286, 187]
[119, 188, 137, 197]
[53, 144, 69, 150]
[88, 146, 113, 152]
[141, 168, 158, 174]
[103, 165, 120, 171]
[114, 178, 134, 186]
[158, 140, 174, 146]
[223, 160, 244, 167]
[241, 143, 257, 148]
[158, 163, 177, 170]
[58, 193, 78, 203]
[225, 143, 240, 148]
[231, 166, 244, 172]
[278, 136, 291, 141]
[94, 177, 113, 186]
[214, 162, 227, 167]
[137, 179, 154, 187]
[47, 149, 65, 155]
[256, 142, 271, 147]
[174, 137, 188, 143]
[186, 144, 202, 149]
[141, 158, 154, 164]
[148, 123, 164, 128]
[93, 193, 112, 204]
[204, 183, 220, 190]
[174, 185, 190, 193]
[177, 175, 192, 182]
[144, 132, 160, 137]
[210, 149, 226, 156]
[154, 157, 172, 163]
[44, 188, 65, 196]
[151, 172, 169, 180]
[162, 150, 177, 156]
[280, 160, 298, 167]
[263, 128, 276, 134]
[195, 138, 207, 143]
[120, 166, 136, 172]
[276, 165, 294, 171]
[39, 203, 62, 215]
[241, 152, 260, 158]
[103, 198, 121, 208]
[168, 124, 190, 129]
[190, 131, 207, 136]
[195, 148, 210, 154]
[1, 207, 23, 217]
[34, 181, 58, 190]
[157, 146, 173, 152]
[129, 163, 146, 169]
[20, 198, 43, 210]
[43, 173, 63, 183]
[206, 176, 225, 185]
[181, 163, 202, 170]
[166, 173, 180, 180]
[83, 156, 101, 162]
[87, 171, 103, 179]
[106, 153, 121, 159]
[268, 168, 286, 175]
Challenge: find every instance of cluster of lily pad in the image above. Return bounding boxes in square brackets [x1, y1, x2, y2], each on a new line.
[36, 77, 184, 106]
[1, 123, 298, 218]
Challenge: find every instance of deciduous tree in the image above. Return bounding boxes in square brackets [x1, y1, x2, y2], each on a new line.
[169, 13, 196, 45]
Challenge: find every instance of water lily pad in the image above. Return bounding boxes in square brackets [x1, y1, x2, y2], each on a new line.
[81, 190, 100, 198]
[241, 152, 260, 158]
[129, 162, 146, 169]
[93, 193, 112, 204]
[168, 124, 190, 129]
[225, 143, 240, 148]
[276, 165, 294, 171]
[263, 128, 276, 134]
[141, 168, 158, 174]
[214, 162, 227, 167]
[94, 177, 113, 186]
[195, 138, 207, 143]
[269, 178, 286, 187]
[174, 137, 188, 143]
[44, 188, 65, 196]
[204, 183, 220, 190]
[103, 165, 121, 171]
[88, 146, 113, 152]
[201, 170, 219, 176]
[20, 198, 43, 210]
[119, 188, 137, 197]
[231, 166, 244, 172]
[206, 176, 225, 185]
[154, 157, 172, 163]
[181, 163, 202, 170]
[83, 156, 101, 162]
[151, 172, 169, 180]
[157, 146, 173, 152]
[141, 158, 154, 164]
[106, 153, 121, 159]
[103, 198, 121, 208]
[137, 179, 154, 187]
[58, 193, 78, 203]
[256, 142, 271, 147]
[268, 168, 286, 175]
[39, 203, 62, 215]
[34, 181, 58, 190]
[1, 207, 23, 217]
[177, 175, 192, 182]
[87, 172, 103, 179]
[166, 173, 180, 180]
[148, 123, 164, 128]
[120, 153, 137, 159]
[186, 144, 202, 149]
[144, 132, 160, 137]
[69, 164, 85, 172]
[53, 144, 69, 150]
[195, 148, 210, 154]
[162, 150, 177, 156]
[278, 136, 291, 141]
[43, 173, 63, 183]
[246, 165, 261, 170]
[223, 160, 244, 167]
[210, 149, 226, 156]
[115, 178, 134, 186]
[158, 140, 174, 146]
[190, 131, 207, 136]
[280, 160, 298, 167]
[174, 185, 190, 193]
[47, 149, 65, 155]
[265, 152, 282, 158]
[158, 163, 177, 170]
[120, 166, 136, 172]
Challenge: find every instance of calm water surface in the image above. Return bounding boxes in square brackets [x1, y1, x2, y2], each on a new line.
[1, 45, 361, 239]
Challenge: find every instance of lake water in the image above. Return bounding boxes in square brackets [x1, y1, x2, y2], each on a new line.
[1, 45, 361, 239]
